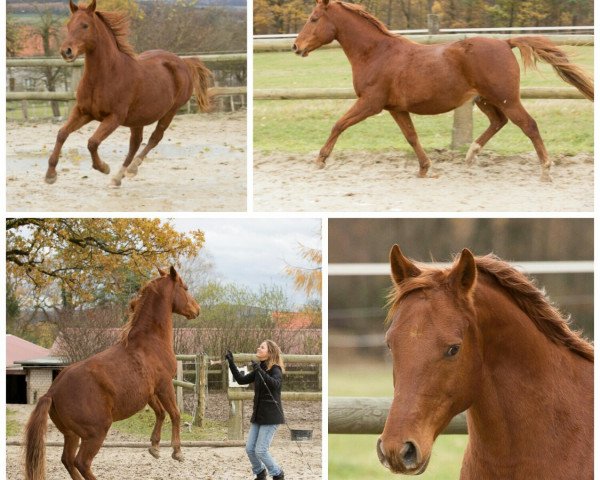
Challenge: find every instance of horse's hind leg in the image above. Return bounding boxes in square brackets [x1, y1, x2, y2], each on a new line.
[74, 434, 107, 480]
[61, 432, 84, 480]
[500, 101, 552, 182]
[45, 108, 92, 184]
[389, 110, 431, 177]
[87, 114, 122, 176]
[154, 382, 183, 461]
[466, 98, 508, 165]
[110, 126, 144, 187]
[127, 111, 177, 177]
[148, 394, 166, 459]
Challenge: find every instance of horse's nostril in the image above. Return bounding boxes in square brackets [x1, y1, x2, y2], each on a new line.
[400, 441, 418, 468]
[292, 43, 298, 52]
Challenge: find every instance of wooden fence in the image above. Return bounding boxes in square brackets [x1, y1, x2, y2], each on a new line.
[6, 53, 247, 117]
[329, 397, 467, 435]
[226, 353, 322, 440]
[173, 353, 208, 428]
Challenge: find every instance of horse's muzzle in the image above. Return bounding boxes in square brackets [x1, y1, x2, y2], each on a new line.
[292, 43, 309, 57]
[377, 438, 429, 475]
[61, 47, 76, 62]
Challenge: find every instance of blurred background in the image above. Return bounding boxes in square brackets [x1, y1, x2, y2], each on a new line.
[328, 218, 593, 479]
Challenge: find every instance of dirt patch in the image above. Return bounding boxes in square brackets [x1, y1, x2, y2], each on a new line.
[6, 393, 321, 480]
[253, 149, 593, 212]
[6, 112, 247, 212]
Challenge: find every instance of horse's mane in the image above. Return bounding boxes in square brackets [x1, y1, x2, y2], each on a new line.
[119, 278, 158, 345]
[94, 9, 137, 58]
[336, 1, 396, 38]
[386, 253, 594, 362]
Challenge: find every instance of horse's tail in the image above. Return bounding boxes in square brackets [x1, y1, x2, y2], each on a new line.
[507, 36, 594, 101]
[24, 395, 52, 480]
[184, 57, 213, 112]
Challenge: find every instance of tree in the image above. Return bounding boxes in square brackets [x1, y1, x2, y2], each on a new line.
[6, 16, 23, 58]
[6, 218, 205, 313]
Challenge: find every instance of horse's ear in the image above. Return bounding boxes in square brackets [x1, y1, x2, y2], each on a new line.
[86, 0, 96, 13]
[169, 266, 178, 280]
[157, 267, 167, 277]
[390, 244, 421, 286]
[449, 248, 477, 294]
[69, 0, 78, 13]
[322, 0, 330, 5]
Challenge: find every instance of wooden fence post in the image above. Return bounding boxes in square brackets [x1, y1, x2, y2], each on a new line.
[451, 100, 475, 149]
[176, 361, 183, 412]
[427, 14, 440, 34]
[228, 387, 244, 440]
[194, 354, 207, 427]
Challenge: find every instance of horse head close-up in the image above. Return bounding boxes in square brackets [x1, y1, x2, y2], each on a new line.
[379, 245, 593, 478]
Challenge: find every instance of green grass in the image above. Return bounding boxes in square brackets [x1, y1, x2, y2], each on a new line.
[6, 408, 21, 437]
[254, 46, 593, 155]
[329, 361, 468, 479]
[111, 409, 228, 441]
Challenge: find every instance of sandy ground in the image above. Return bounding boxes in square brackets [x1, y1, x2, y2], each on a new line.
[7, 395, 322, 480]
[6, 112, 247, 212]
[253, 149, 593, 212]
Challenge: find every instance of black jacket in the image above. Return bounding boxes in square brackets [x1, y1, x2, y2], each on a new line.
[228, 360, 285, 425]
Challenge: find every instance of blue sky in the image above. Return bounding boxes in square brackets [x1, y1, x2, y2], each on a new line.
[172, 218, 322, 307]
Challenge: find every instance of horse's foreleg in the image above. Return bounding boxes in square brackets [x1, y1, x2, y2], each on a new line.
[155, 384, 183, 462]
[467, 98, 508, 166]
[110, 126, 144, 187]
[147, 394, 166, 459]
[317, 97, 382, 169]
[501, 102, 552, 182]
[127, 112, 176, 177]
[87, 115, 122, 176]
[45, 108, 92, 184]
[389, 110, 431, 178]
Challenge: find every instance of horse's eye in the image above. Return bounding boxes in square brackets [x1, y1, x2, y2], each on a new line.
[82, 24, 88, 29]
[445, 345, 460, 357]
[310, 16, 318, 22]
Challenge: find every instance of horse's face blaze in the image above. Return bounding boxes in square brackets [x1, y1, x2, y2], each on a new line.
[62, 10, 97, 61]
[293, 2, 336, 57]
[380, 288, 482, 474]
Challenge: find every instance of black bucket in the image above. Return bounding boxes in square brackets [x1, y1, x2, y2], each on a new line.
[290, 429, 313, 441]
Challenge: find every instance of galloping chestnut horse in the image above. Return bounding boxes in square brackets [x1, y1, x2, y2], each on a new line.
[379, 246, 593, 478]
[293, 1, 594, 181]
[24, 267, 201, 480]
[45, 0, 212, 186]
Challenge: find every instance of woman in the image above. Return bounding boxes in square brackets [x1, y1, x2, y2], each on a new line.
[225, 340, 286, 480]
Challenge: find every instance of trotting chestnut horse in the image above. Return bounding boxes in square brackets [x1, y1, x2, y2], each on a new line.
[24, 267, 201, 480]
[293, 1, 594, 181]
[378, 246, 593, 478]
[45, 0, 212, 187]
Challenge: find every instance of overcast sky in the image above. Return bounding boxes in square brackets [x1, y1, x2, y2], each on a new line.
[172, 218, 322, 307]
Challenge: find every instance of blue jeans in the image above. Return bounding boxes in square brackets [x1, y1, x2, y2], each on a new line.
[246, 423, 282, 476]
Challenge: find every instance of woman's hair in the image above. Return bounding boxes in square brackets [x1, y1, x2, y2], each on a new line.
[264, 339, 286, 372]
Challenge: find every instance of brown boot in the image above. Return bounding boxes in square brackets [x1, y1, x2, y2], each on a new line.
[254, 469, 267, 480]
[273, 471, 285, 480]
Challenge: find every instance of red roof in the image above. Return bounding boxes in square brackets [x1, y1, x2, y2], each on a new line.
[6, 334, 50, 369]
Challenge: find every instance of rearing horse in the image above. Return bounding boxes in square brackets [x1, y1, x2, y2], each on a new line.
[379, 246, 593, 478]
[293, 0, 594, 181]
[24, 267, 201, 480]
[45, 0, 212, 187]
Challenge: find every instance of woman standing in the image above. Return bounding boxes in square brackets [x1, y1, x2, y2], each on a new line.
[225, 340, 286, 480]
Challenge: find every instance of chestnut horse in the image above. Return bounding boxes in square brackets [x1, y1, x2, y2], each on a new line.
[24, 267, 201, 480]
[45, 0, 212, 187]
[378, 246, 593, 478]
[293, 1, 594, 181]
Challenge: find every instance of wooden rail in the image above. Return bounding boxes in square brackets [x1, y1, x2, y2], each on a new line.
[329, 397, 468, 435]
[254, 34, 593, 52]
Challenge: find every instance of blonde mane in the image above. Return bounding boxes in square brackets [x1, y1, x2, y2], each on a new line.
[336, 1, 396, 38]
[386, 253, 593, 362]
[94, 9, 137, 58]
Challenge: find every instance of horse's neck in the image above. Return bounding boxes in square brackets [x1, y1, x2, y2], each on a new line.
[466, 282, 592, 464]
[128, 290, 174, 349]
[332, 8, 399, 64]
[83, 16, 132, 79]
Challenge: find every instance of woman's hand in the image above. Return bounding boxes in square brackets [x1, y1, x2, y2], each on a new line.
[251, 360, 260, 371]
[225, 350, 234, 364]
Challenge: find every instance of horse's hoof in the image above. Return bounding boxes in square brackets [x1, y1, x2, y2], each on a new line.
[100, 163, 111, 175]
[45, 173, 57, 184]
[110, 178, 121, 188]
[315, 159, 326, 169]
[172, 451, 183, 462]
[540, 173, 553, 183]
[148, 446, 160, 459]
[418, 169, 429, 178]
[126, 166, 138, 178]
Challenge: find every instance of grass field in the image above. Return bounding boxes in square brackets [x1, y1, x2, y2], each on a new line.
[329, 360, 468, 479]
[254, 45, 593, 155]
[6, 408, 21, 437]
